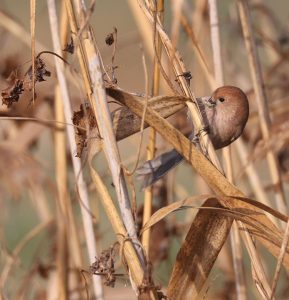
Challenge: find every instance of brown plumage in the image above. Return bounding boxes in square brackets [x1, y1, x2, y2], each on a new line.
[136, 86, 249, 188]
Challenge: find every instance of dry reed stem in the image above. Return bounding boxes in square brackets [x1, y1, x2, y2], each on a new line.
[66, 0, 140, 241]
[127, 0, 154, 59]
[55, 87, 69, 300]
[235, 139, 278, 225]
[230, 222, 247, 298]
[138, 0, 223, 172]
[57, 2, 87, 276]
[53, 4, 74, 297]
[270, 220, 289, 299]
[208, 1, 246, 298]
[127, 46, 149, 175]
[30, 0, 36, 104]
[84, 38, 145, 264]
[180, 13, 216, 90]
[239, 222, 273, 299]
[64, 0, 148, 291]
[46, 1, 104, 298]
[238, 0, 287, 214]
[208, 0, 224, 86]
[170, 0, 183, 49]
[142, 0, 164, 259]
[89, 168, 144, 282]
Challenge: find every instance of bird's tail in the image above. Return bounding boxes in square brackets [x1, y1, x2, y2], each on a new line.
[136, 149, 183, 189]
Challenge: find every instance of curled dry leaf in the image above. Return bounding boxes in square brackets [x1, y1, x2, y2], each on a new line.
[63, 37, 74, 54]
[90, 246, 117, 287]
[1, 78, 25, 107]
[1, 55, 51, 107]
[72, 88, 188, 157]
[72, 103, 98, 157]
[26, 56, 51, 83]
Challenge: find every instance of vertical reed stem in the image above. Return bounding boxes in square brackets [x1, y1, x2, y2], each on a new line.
[238, 0, 287, 215]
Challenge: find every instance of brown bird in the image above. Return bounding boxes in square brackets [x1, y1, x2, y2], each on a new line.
[136, 86, 249, 188]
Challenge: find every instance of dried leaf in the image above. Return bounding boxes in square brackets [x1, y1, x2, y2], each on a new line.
[72, 103, 98, 157]
[1, 79, 24, 107]
[111, 93, 188, 141]
[72, 89, 188, 157]
[142, 194, 288, 239]
[26, 57, 51, 83]
[63, 37, 74, 54]
[167, 198, 232, 299]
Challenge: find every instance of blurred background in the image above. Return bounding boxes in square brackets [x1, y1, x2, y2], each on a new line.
[1, 0, 289, 299]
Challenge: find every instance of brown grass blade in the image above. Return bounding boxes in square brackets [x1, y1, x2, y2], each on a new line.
[112, 94, 188, 141]
[141, 194, 288, 234]
[167, 198, 232, 300]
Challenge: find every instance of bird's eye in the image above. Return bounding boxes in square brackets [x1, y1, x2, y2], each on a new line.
[219, 97, 225, 102]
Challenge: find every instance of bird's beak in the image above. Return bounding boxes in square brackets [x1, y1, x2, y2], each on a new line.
[208, 97, 216, 106]
[204, 96, 216, 107]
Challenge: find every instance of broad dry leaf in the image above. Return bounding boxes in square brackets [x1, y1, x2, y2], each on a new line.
[167, 198, 232, 299]
[141, 194, 287, 234]
[73, 91, 188, 156]
[112, 93, 188, 141]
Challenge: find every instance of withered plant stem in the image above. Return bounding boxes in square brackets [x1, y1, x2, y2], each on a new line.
[142, 0, 164, 260]
[208, 1, 247, 299]
[238, 0, 287, 215]
[30, 0, 36, 104]
[64, 0, 149, 294]
[138, 0, 223, 173]
[47, 0, 104, 298]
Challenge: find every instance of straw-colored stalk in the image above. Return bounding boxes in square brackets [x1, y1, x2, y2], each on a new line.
[53, 2, 85, 297]
[90, 168, 159, 298]
[30, 0, 36, 104]
[46, 1, 104, 298]
[239, 222, 272, 298]
[55, 87, 69, 300]
[270, 220, 289, 299]
[208, 1, 246, 298]
[64, 0, 145, 266]
[179, 13, 216, 90]
[238, 0, 287, 214]
[54, 4, 69, 298]
[139, 0, 223, 173]
[142, 0, 164, 259]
